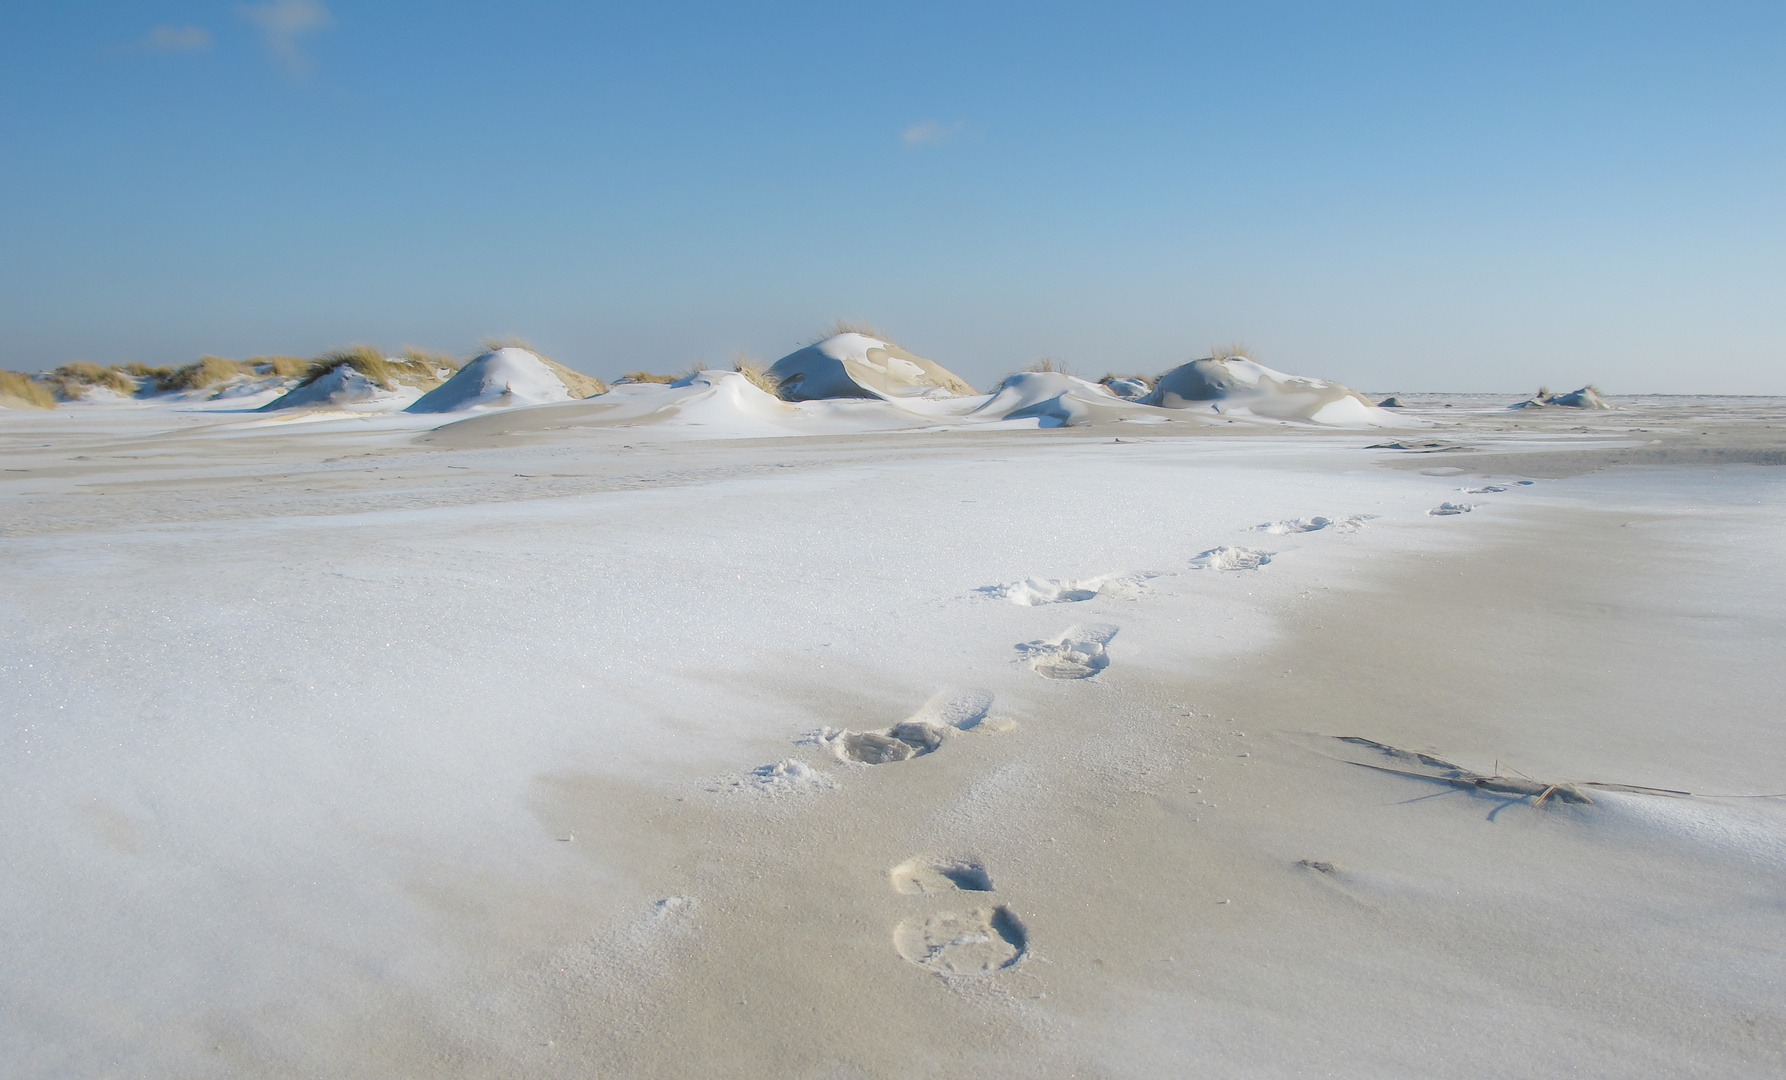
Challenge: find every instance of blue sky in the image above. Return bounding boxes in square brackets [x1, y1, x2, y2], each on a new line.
[2, 2, 1782, 392]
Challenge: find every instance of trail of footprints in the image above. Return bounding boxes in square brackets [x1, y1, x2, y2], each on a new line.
[714, 478, 1530, 975]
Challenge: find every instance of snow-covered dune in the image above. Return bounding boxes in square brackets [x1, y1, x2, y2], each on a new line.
[969, 371, 1174, 427]
[1144, 356, 1394, 425]
[407, 348, 605, 413]
[767, 332, 975, 401]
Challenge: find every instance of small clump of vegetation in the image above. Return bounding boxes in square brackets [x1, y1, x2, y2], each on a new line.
[1209, 342, 1254, 362]
[618, 370, 681, 384]
[0, 370, 57, 409]
[732, 353, 783, 396]
[1026, 357, 1070, 374]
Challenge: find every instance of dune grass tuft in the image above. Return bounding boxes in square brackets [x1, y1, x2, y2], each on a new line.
[1209, 342, 1254, 362]
[250, 355, 310, 378]
[619, 370, 681, 384]
[42, 362, 137, 399]
[732, 353, 783, 396]
[299, 345, 446, 391]
[0, 370, 57, 409]
[402, 346, 461, 374]
[1026, 357, 1071, 374]
[157, 355, 254, 392]
[828, 319, 891, 343]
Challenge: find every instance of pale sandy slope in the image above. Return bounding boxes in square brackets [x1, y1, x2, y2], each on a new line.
[0, 398, 1781, 1078]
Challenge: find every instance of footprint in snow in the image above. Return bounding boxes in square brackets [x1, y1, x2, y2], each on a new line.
[1255, 514, 1376, 535]
[818, 689, 1006, 765]
[890, 858, 994, 895]
[1463, 485, 1510, 494]
[1190, 546, 1272, 571]
[1427, 502, 1475, 516]
[1255, 517, 1332, 534]
[978, 571, 1160, 606]
[894, 907, 1028, 975]
[1018, 624, 1117, 679]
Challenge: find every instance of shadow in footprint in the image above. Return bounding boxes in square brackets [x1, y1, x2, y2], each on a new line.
[822, 689, 998, 764]
[1018, 624, 1118, 679]
[891, 858, 994, 895]
[894, 906, 1027, 975]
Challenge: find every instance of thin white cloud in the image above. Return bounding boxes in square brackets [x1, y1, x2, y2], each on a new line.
[901, 119, 966, 148]
[239, 0, 334, 75]
[135, 25, 213, 52]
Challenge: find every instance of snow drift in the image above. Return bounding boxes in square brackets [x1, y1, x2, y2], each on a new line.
[1144, 356, 1388, 425]
[407, 348, 605, 413]
[767, 333, 975, 401]
[969, 371, 1166, 427]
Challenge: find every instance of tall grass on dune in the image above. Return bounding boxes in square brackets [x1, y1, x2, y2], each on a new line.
[731, 352, 783, 396]
[1209, 342, 1254, 362]
[39, 362, 137, 400]
[251, 355, 309, 378]
[1026, 357, 1070, 374]
[618, 371, 680, 384]
[157, 355, 254, 392]
[0, 370, 57, 409]
[401, 346, 461, 374]
[299, 345, 448, 391]
[828, 319, 891, 342]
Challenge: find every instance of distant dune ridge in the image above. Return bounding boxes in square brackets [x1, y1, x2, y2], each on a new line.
[3, 331, 1592, 428]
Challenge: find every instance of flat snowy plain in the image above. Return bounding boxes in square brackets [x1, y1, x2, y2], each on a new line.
[3, 392, 1783, 1077]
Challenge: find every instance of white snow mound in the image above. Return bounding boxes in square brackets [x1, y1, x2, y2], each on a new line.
[1144, 357, 1394, 426]
[768, 333, 975, 401]
[259, 362, 420, 412]
[969, 371, 1157, 427]
[408, 349, 595, 413]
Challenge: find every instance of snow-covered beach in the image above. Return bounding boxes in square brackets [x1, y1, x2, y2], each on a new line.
[3, 383, 1782, 1077]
